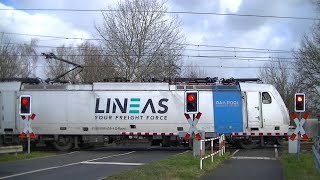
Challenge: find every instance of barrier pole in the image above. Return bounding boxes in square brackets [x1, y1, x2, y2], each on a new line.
[218, 136, 221, 157]
[223, 135, 226, 155]
[211, 139, 214, 162]
[200, 140, 203, 170]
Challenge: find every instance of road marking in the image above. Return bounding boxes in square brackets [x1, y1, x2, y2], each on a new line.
[231, 149, 240, 157]
[231, 156, 276, 160]
[274, 144, 279, 159]
[0, 151, 135, 180]
[81, 162, 145, 166]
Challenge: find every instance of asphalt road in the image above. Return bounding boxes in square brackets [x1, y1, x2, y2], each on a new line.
[201, 147, 283, 180]
[0, 149, 184, 180]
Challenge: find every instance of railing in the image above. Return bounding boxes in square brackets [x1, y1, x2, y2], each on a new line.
[199, 134, 225, 169]
[0, 145, 23, 155]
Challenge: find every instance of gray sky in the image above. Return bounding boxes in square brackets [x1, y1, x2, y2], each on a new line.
[0, 0, 317, 79]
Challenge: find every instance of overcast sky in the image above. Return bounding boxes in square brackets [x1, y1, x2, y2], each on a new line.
[0, 0, 317, 79]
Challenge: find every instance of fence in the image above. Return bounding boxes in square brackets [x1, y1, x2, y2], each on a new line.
[199, 134, 225, 169]
[0, 145, 23, 155]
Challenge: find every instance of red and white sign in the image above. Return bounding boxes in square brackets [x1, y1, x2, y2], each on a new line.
[19, 113, 36, 139]
[290, 112, 309, 141]
[184, 112, 202, 140]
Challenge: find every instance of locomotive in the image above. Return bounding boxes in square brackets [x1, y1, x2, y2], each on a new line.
[0, 77, 290, 150]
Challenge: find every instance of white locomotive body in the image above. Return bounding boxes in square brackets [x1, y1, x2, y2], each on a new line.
[0, 79, 290, 150]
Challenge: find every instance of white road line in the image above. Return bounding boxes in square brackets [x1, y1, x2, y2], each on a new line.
[0, 151, 135, 180]
[231, 156, 276, 160]
[231, 149, 240, 157]
[20, 151, 80, 162]
[81, 162, 145, 166]
[274, 144, 279, 159]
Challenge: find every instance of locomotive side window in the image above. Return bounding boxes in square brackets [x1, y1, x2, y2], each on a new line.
[262, 92, 272, 104]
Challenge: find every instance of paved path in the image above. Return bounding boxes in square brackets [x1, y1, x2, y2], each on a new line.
[200, 147, 283, 180]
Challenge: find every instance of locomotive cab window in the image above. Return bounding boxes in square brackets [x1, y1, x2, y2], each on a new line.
[262, 92, 272, 104]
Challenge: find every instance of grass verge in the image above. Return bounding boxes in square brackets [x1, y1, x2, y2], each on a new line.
[105, 151, 230, 180]
[0, 151, 56, 162]
[280, 152, 320, 180]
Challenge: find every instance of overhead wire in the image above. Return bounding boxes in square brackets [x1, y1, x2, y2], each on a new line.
[0, 8, 318, 21]
[0, 32, 297, 52]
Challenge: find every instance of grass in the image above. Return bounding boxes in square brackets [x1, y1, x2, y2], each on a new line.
[105, 151, 230, 180]
[0, 151, 56, 162]
[280, 152, 320, 180]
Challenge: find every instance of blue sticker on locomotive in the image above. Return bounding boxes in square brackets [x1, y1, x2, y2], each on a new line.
[213, 87, 243, 134]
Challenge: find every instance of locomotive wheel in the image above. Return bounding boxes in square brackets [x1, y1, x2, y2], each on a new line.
[239, 139, 258, 149]
[53, 136, 73, 151]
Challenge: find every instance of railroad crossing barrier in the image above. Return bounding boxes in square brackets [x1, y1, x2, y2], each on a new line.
[199, 134, 225, 169]
[0, 145, 23, 155]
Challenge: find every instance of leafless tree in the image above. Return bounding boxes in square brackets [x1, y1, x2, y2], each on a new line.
[77, 42, 116, 82]
[182, 61, 207, 78]
[293, 0, 320, 116]
[0, 34, 38, 78]
[45, 42, 115, 83]
[258, 58, 300, 112]
[45, 45, 77, 82]
[95, 0, 185, 82]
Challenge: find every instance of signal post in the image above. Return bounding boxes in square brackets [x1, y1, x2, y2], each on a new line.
[184, 91, 205, 157]
[19, 95, 36, 154]
[289, 93, 308, 160]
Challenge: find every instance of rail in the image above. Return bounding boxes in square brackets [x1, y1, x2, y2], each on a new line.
[199, 134, 225, 169]
[0, 145, 23, 155]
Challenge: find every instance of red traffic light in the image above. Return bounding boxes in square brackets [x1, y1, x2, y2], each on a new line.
[21, 97, 28, 105]
[19, 95, 32, 115]
[296, 95, 303, 102]
[185, 91, 198, 113]
[187, 94, 195, 102]
[294, 93, 305, 112]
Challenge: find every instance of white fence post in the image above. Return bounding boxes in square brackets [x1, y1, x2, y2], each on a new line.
[199, 134, 226, 169]
[211, 139, 214, 162]
[200, 139, 203, 170]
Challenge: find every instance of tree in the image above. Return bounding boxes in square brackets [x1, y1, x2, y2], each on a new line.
[77, 42, 116, 82]
[258, 58, 300, 112]
[96, 0, 185, 82]
[0, 34, 37, 78]
[182, 61, 207, 78]
[294, 1, 320, 116]
[45, 45, 77, 82]
[44, 42, 116, 83]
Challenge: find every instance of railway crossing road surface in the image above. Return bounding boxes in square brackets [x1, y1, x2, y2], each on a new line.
[200, 147, 283, 180]
[0, 150, 184, 180]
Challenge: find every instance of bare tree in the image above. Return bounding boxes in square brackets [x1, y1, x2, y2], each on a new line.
[96, 0, 185, 82]
[45, 45, 77, 82]
[258, 58, 300, 112]
[45, 42, 115, 83]
[293, 0, 320, 116]
[182, 61, 207, 78]
[0, 34, 37, 78]
[77, 42, 116, 82]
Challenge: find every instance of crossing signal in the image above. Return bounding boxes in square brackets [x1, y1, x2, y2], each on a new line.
[19, 95, 32, 115]
[294, 93, 305, 112]
[185, 91, 198, 113]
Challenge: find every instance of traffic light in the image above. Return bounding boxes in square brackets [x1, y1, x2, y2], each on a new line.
[185, 91, 198, 113]
[294, 93, 305, 112]
[19, 95, 32, 115]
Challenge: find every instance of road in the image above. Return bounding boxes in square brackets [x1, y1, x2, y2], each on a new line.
[0, 149, 185, 180]
[201, 146, 283, 180]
